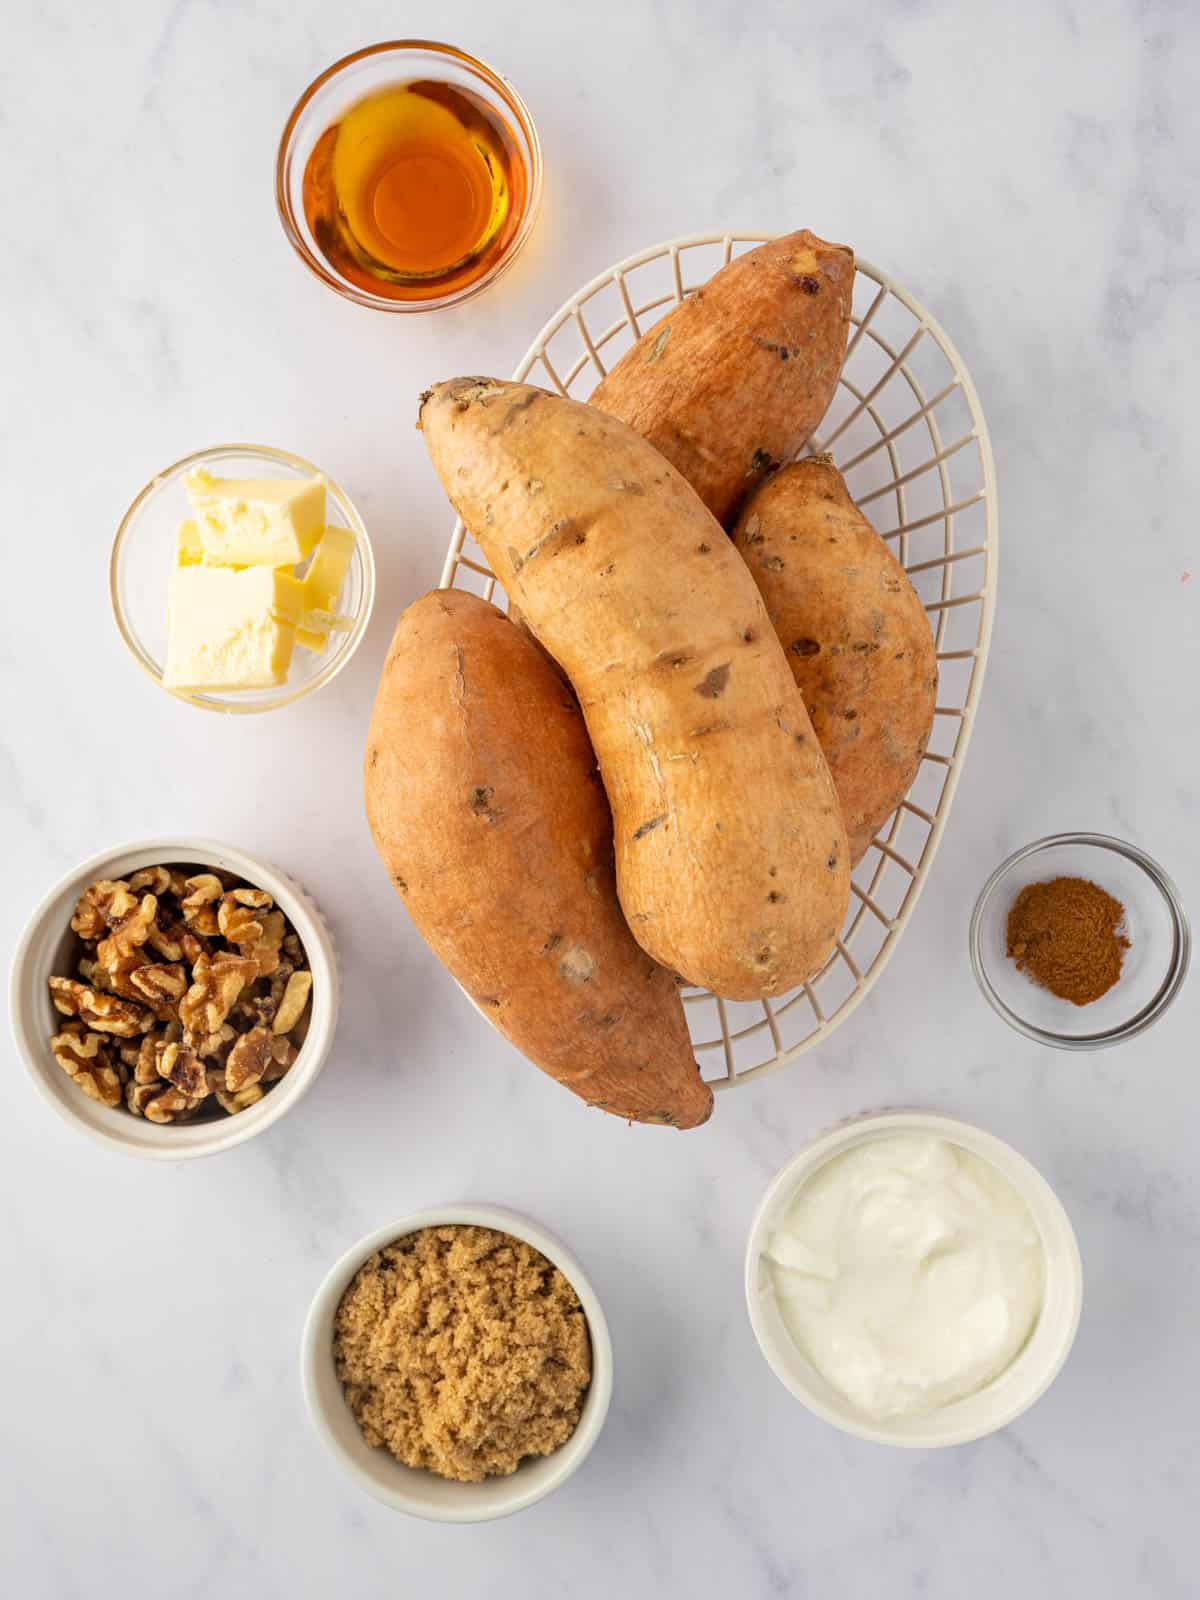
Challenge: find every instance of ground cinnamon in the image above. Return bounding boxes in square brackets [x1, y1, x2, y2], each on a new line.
[1005, 876, 1129, 1005]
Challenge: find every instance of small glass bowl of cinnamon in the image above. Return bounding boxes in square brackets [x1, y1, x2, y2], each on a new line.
[970, 833, 1190, 1050]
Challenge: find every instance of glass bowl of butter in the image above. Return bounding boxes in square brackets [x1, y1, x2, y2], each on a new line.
[110, 445, 375, 714]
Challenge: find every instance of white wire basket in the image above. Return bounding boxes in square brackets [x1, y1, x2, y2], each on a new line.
[440, 232, 998, 1089]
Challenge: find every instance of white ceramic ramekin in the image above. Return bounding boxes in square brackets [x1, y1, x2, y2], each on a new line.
[302, 1205, 613, 1521]
[745, 1111, 1083, 1447]
[9, 838, 339, 1160]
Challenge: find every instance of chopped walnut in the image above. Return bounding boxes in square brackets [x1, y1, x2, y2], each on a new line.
[219, 889, 272, 934]
[180, 873, 224, 936]
[147, 915, 207, 966]
[216, 1083, 265, 1115]
[183, 903, 220, 938]
[133, 1033, 165, 1084]
[183, 872, 224, 902]
[264, 1035, 298, 1081]
[87, 989, 155, 1037]
[193, 1023, 238, 1062]
[118, 1037, 144, 1072]
[128, 865, 173, 896]
[159, 1041, 207, 1099]
[272, 970, 312, 1034]
[218, 891, 269, 947]
[128, 962, 188, 1007]
[49, 860, 313, 1123]
[179, 952, 259, 1037]
[264, 959, 294, 1002]
[126, 1080, 164, 1116]
[96, 892, 158, 964]
[89, 948, 150, 1003]
[247, 910, 286, 978]
[70, 879, 135, 940]
[235, 887, 272, 910]
[231, 988, 277, 1031]
[225, 1026, 273, 1093]
[48, 977, 153, 1037]
[48, 976, 86, 1016]
[145, 920, 182, 962]
[143, 1086, 200, 1124]
[50, 1026, 124, 1107]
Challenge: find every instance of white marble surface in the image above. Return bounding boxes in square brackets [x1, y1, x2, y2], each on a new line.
[4, 1, 1199, 1594]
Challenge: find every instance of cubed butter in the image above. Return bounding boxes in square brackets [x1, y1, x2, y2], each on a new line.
[176, 519, 206, 567]
[296, 526, 356, 651]
[184, 469, 326, 567]
[163, 566, 303, 690]
[297, 608, 354, 653]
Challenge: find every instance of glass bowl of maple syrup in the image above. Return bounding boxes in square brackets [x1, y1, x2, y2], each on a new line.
[276, 40, 543, 313]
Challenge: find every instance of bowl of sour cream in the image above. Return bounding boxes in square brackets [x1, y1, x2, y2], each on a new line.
[745, 1112, 1082, 1446]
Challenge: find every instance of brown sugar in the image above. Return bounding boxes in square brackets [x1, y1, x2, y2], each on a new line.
[1005, 876, 1130, 1005]
[333, 1225, 591, 1482]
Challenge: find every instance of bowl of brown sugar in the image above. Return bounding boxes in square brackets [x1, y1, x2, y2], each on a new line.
[970, 833, 1190, 1050]
[301, 1207, 612, 1521]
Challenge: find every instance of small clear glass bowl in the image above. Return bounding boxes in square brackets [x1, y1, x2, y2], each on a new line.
[276, 40, 543, 314]
[969, 832, 1190, 1050]
[110, 444, 375, 715]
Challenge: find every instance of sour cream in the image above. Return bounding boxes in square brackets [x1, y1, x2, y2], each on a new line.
[765, 1135, 1044, 1421]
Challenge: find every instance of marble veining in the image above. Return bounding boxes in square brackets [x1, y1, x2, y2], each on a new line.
[2, 1, 1198, 1596]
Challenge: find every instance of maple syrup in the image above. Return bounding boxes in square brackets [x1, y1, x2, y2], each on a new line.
[302, 79, 528, 303]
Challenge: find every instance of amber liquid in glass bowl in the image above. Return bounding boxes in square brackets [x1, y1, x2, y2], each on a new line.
[301, 79, 528, 304]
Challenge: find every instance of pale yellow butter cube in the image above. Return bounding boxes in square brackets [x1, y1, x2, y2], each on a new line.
[163, 567, 302, 690]
[176, 519, 206, 567]
[296, 526, 356, 651]
[296, 609, 354, 653]
[184, 469, 326, 568]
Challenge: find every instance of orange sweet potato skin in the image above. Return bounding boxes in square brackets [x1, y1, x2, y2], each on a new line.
[590, 230, 854, 524]
[364, 589, 712, 1129]
[419, 379, 850, 1001]
[732, 458, 937, 864]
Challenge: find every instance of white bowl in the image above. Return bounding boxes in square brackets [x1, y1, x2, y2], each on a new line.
[745, 1111, 1082, 1447]
[9, 837, 339, 1160]
[302, 1205, 613, 1521]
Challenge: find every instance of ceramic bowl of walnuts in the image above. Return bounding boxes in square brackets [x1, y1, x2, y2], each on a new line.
[9, 838, 339, 1159]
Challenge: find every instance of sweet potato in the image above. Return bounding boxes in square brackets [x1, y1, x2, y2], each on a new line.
[590, 230, 854, 524]
[419, 378, 850, 1000]
[731, 456, 937, 863]
[364, 588, 712, 1129]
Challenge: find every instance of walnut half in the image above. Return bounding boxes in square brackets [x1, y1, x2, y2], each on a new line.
[224, 1026, 273, 1093]
[128, 962, 188, 1008]
[50, 1025, 123, 1107]
[159, 1042, 206, 1099]
[179, 952, 259, 1038]
[70, 879, 131, 941]
[272, 970, 312, 1035]
[143, 1086, 201, 1124]
[48, 977, 154, 1038]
